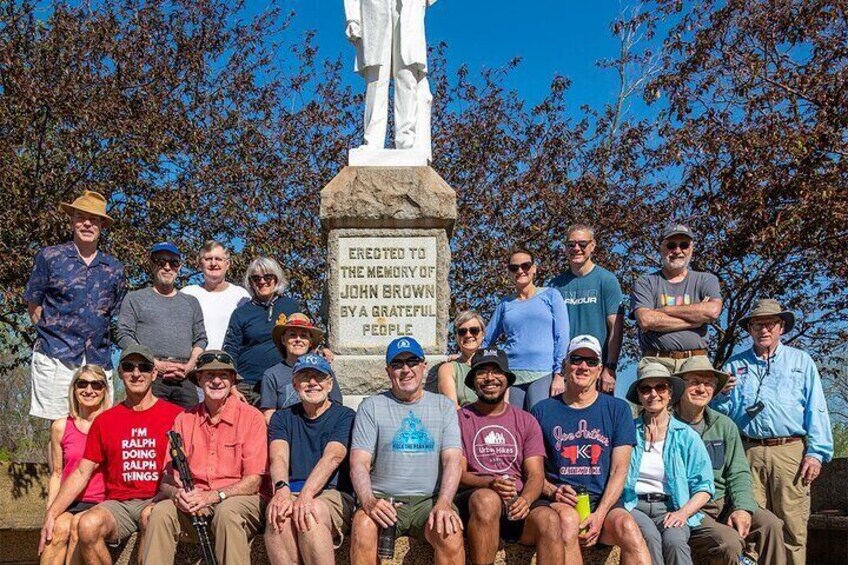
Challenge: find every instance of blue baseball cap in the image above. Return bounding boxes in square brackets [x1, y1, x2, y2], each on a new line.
[385, 337, 425, 364]
[150, 241, 181, 258]
[292, 353, 333, 377]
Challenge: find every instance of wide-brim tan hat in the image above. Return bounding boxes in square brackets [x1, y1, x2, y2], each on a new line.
[738, 299, 795, 333]
[60, 190, 114, 227]
[627, 362, 685, 405]
[187, 350, 242, 386]
[272, 313, 325, 350]
[673, 356, 729, 398]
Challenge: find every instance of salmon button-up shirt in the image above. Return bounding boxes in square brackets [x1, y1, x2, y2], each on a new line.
[172, 395, 268, 491]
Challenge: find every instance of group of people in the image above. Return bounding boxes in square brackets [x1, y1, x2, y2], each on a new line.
[28, 190, 834, 565]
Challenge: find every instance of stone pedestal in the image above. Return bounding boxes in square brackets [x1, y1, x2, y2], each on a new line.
[320, 166, 456, 405]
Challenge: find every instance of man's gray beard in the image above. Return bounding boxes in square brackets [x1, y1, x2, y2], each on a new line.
[663, 254, 692, 271]
[478, 391, 507, 405]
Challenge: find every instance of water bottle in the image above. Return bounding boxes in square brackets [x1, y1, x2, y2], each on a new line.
[377, 497, 397, 560]
[738, 542, 759, 564]
[575, 486, 591, 534]
[501, 475, 520, 520]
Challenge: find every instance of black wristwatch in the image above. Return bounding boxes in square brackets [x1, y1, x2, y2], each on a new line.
[274, 480, 290, 493]
[604, 362, 618, 371]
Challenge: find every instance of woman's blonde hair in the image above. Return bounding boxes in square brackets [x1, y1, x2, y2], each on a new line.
[68, 365, 111, 419]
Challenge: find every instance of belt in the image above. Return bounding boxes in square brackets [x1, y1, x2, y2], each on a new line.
[643, 349, 707, 359]
[742, 435, 804, 447]
[637, 493, 668, 503]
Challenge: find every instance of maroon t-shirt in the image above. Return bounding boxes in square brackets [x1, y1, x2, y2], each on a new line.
[458, 404, 546, 492]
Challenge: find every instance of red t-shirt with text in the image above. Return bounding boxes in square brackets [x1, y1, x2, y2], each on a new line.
[84, 399, 183, 501]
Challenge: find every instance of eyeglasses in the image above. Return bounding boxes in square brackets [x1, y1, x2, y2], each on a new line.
[152, 257, 181, 269]
[566, 240, 592, 250]
[389, 357, 423, 370]
[197, 352, 235, 366]
[249, 274, 276, 284]
[569, 355, 601, 367]
[75, 379, 106, 391]
[749, 320, 780, 332]
[201, 256, 226, 263]
[638, 382, 670, 395]
[120, 361, 154, 373]
[507, 261, 533, 273]
[457, 326, 482, 337]
[665, 241, 691, 251]
[475, 368, 506, 378]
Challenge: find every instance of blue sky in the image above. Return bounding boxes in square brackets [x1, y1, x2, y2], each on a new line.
[279, 1, 644, 397]
[286, 1, 626, 107]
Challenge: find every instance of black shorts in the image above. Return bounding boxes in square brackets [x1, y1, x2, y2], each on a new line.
[455, 488, 552, 544]
[67, 501, 96, 515]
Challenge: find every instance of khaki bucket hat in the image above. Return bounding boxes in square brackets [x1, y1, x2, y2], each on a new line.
[627, 362, 685, 405]
[673, 356, 729, 397]
[738, 299, 795, 333]
[187, 350, 241, 385]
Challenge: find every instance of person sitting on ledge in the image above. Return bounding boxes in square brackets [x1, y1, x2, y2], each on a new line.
[349, 337, 465, 565]
[456, 348, 563, 565]
[265, 353, 357, 565]
[144, 350, 267, 565]
[39, 344, 183, 564]
[40, 365, 111, 565]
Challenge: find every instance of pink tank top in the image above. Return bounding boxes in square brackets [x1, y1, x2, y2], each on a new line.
[61, 417, 106, 503]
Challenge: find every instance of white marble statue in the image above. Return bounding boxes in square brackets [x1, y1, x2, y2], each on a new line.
[344, 0, 437, 163]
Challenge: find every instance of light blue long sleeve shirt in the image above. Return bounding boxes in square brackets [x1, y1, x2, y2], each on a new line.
[713, 343, 834, 462]
[623, 416, 715, 527]
[483, 287, 570, 376]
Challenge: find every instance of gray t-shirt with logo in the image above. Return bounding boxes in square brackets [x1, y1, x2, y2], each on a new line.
[351, 390, 461, 497]
[630, 269, 721, 352]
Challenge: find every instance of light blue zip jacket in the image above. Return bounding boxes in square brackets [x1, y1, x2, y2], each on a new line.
[623, 415, 715, 527]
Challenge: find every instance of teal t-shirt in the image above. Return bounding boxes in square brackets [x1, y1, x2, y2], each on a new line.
[549, 265, 622, 361]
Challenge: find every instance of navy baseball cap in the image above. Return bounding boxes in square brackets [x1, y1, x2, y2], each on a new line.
[293, 353, 333, 377]
[150, 241, 181, 258]
[385, 337, 425, 364]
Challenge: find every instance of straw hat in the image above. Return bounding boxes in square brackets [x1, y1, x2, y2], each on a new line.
[738, 299, 795, 333]
[60, 190, 114, 227]
[272, 313, 325, 350]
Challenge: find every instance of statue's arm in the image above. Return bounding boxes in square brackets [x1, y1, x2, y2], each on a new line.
[343, 0, 361, 23]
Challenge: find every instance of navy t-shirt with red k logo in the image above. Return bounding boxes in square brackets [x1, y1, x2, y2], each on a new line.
[531, 394, 636, 498]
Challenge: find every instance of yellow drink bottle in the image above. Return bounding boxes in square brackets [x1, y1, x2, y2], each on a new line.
[575, 486, 591, 534]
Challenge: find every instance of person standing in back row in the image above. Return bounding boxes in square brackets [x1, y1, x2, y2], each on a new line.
[484, 246, 570, 411]
[550, 224, 623, 394]
[182, 241, 250, 350]
[117, 242, 207, 409]
[630, 223, 722, 373]
[26, 190, 125, 420]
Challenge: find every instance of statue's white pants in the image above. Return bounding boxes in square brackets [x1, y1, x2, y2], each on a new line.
[362, 2, 421, 149]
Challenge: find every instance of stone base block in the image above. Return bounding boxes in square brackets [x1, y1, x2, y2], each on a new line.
[335, 355, 447, 400]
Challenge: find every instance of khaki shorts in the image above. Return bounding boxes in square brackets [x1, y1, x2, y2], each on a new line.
[291, 490, 355, 548]
[30, 351, 113, 420]
[97, 498, 154, 542]
[374, 495, 458, 541]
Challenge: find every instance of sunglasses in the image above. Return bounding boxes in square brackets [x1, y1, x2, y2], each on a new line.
[665, 241, 691, 251]
[389, 357, 423, 370]
[457, 326, 482, 337]
[152, 257, 181, 268]
[566, 240, 592, 250]
[569, 355, 601, 367]
[638, 382, 670, 395]
[507, 261, 533, 273]
[75, 379, 106, 391]
[120, 361, 154, 373]
[249, 274, 276, 284]
[197, 352, 235, 366]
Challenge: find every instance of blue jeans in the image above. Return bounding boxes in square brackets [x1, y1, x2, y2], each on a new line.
[507, 373, 553, 411]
